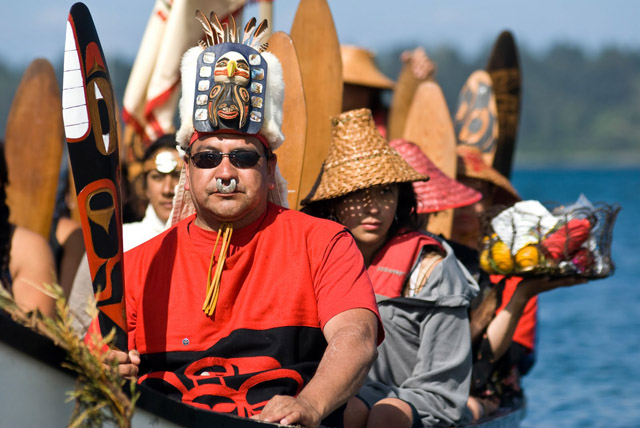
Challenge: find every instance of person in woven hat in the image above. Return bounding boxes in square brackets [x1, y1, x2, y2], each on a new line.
[122, 134, 181, 251]
[341, 45, 435, 137]
[451, 146, 585, 421]
[302, 108, 479, 428]
[110, 13, 382, 428]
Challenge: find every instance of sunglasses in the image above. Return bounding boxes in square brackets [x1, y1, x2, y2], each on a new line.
[189, 150, 269, 169]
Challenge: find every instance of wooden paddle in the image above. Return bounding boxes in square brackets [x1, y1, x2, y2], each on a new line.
[486, 31, 521, 179]
[267, 32, 307, 209]
[62, 2, 127, 351]
[5, 58, 63, 240]
[290, 0, 342, 209]
[388, 64, 420, 141]
[454, 70, 499, 168]
[403, 81, 457, 239]
[388, 48, 436, 141]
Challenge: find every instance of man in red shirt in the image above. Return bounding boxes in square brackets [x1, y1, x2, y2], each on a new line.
[111, 12, 381, 428]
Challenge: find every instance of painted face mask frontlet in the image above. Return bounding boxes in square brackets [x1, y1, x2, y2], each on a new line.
[191, 22, 268, 138]
[216, 177, 237, 194]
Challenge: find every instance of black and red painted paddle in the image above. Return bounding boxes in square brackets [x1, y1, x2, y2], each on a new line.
[62, 2, 126, 350]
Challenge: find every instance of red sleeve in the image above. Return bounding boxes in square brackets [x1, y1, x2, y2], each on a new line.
[124, 247, 144, 351]
[494, 275, 538, 352]
[314, 231, 384, 344]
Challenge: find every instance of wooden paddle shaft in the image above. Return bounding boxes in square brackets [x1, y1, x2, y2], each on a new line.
[267, 32, 307, 209]
[291, 0, 342, 209]
[403, 82, 457, 238]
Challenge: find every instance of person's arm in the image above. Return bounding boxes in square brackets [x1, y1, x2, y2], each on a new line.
[486, 276, 586, 360]
[254, 308, 379, 427]
[55, 217, 85, 298]
[10, 226, 57, 317]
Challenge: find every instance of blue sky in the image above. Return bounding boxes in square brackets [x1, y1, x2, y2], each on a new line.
[1, 1, 639, 67]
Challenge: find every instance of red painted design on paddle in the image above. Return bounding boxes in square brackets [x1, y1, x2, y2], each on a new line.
[85, 42, 106, 75]
[77, 179, 126, 333]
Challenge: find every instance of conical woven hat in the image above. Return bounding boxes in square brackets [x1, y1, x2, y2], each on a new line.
[302, 108, 427, 204]
[341, 45, 395, 89]
[390, 139, 482, 213]
[456, 145, 520, 205]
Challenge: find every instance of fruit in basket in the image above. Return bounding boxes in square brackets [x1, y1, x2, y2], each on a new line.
[490, 240, 514, 274]
[541, 218, 591, 261]
[480, 248, 492, 273]
[515, 245, 539, 270]
[572, 247, 594, 273]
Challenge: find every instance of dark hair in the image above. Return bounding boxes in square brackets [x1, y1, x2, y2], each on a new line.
[302, 182, 421, 236]
[391, 182, 421, 235]
[143, 133, 178, 163]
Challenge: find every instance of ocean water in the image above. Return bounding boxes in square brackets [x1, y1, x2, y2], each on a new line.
[509, 168, 640, 428]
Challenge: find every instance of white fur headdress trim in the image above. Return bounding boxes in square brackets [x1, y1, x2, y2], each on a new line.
[176, 47, 285, 152]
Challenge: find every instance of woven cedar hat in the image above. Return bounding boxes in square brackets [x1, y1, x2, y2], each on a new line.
[456, 145, 520, 205]
[302, 108, 427, 204]
[341, 45, 395, 89]
[390, 139, 482, 213]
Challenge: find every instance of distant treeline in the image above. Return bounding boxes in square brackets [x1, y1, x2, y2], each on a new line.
[2, 43, 640, 166]
[379, 43, 640, 166]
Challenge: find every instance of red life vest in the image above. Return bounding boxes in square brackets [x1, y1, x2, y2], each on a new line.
[368, 231, 444, 298]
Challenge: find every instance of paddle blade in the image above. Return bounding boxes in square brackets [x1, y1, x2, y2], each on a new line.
[486, 31, 521, 179]
[267, 32, 307, 209]
[454, 70, 499, 168]
[62, 2, 126, 351]
[403, 82, 457, 238]
[388, 48, 436, 140]
[5, 59, 63, 239]
[291, 0, 342, 209]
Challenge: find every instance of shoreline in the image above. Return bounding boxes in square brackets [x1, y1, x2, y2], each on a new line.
[513, 154, 640, 170]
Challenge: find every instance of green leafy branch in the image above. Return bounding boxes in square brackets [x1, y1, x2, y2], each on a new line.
[0, 283, 138, 428]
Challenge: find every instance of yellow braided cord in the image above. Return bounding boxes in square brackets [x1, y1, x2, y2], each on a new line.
[202, 223, 233, 315]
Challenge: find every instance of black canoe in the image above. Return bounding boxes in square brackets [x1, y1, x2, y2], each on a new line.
[0, 312, 524, 427]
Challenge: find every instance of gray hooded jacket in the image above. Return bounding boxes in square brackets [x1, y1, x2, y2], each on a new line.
[359, 237, 479, 427]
